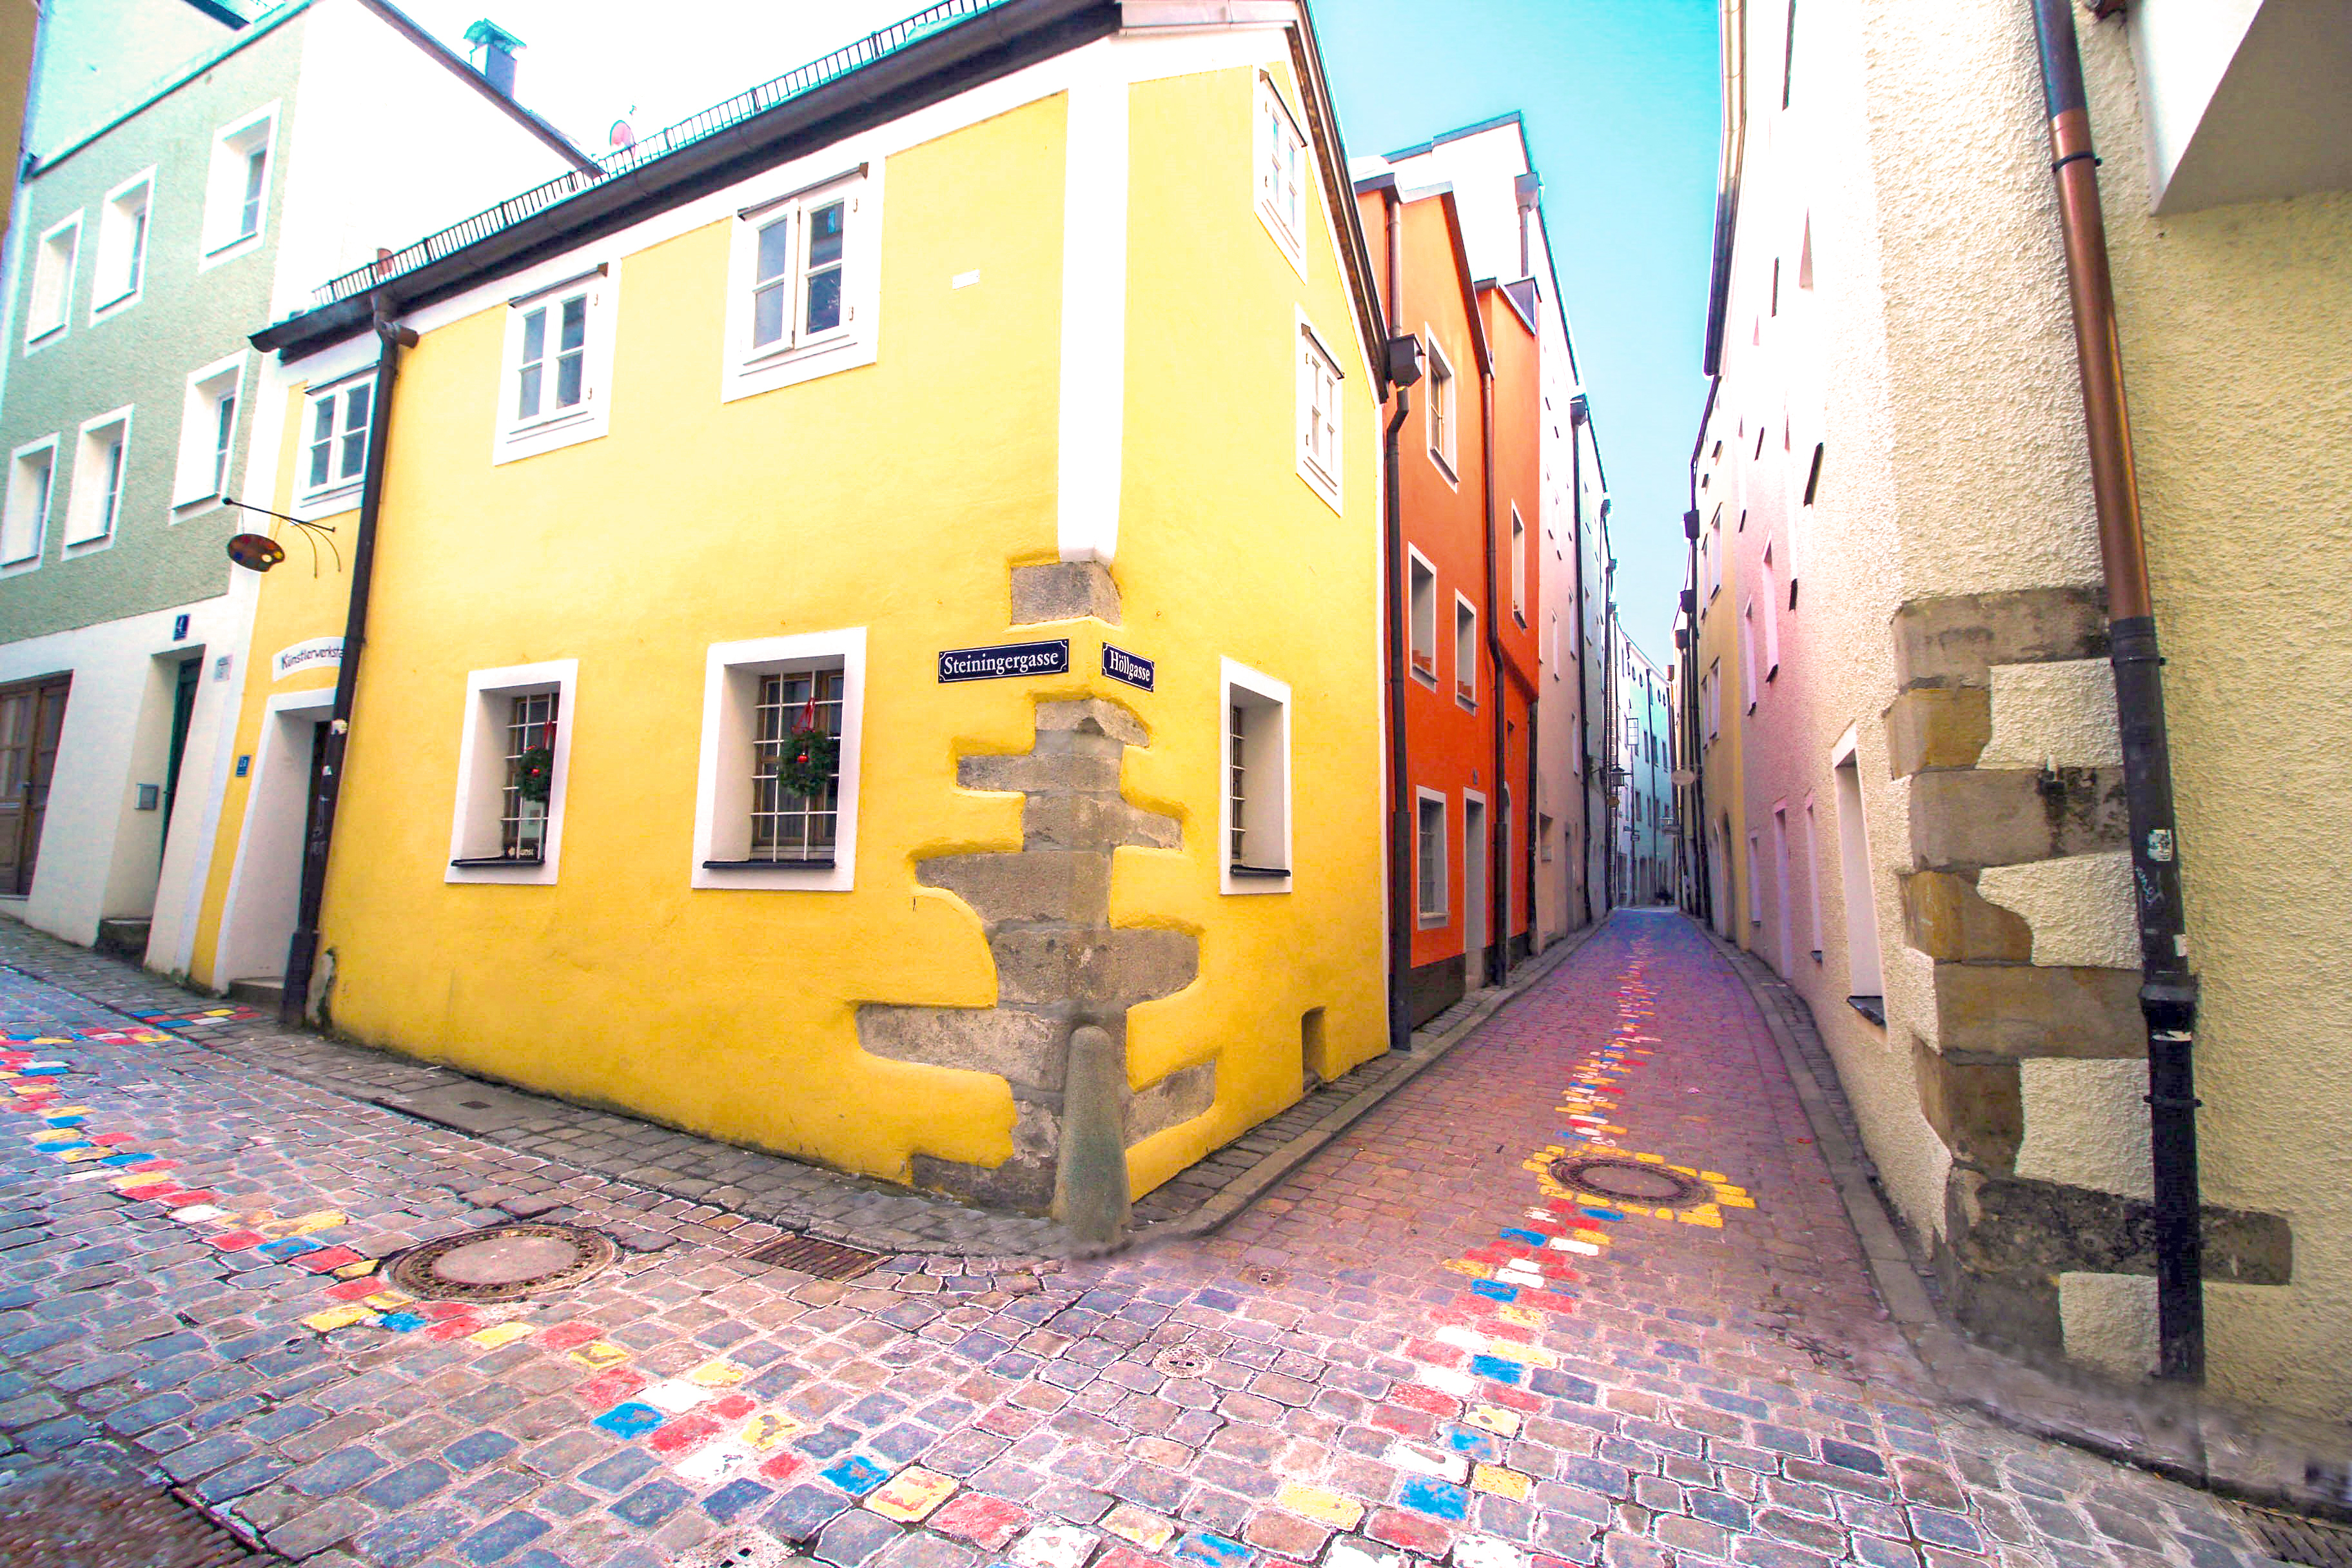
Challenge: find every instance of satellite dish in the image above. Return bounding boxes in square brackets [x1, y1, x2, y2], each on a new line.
[609, 119, 634, 150]
[228, 533, 287, 572]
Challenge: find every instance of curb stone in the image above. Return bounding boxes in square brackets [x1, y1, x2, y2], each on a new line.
[1130, 916, 1611, 1249]
[1699, 917, 2352, 1529]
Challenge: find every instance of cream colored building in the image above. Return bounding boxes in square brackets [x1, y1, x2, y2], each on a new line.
[1692, 0, 2351, 1416]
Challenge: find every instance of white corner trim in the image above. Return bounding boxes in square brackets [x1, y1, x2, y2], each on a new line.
[446, 658, 578, 886]
[691, 627, 865, 892]
[1056, 74, 1130, 565]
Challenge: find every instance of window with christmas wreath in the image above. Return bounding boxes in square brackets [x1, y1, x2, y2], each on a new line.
[501, 691, 558, 859]
[750, 666, 843, 862]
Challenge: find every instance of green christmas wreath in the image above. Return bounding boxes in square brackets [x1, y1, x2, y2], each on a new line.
[771, 727, 839, 798]
[515, 745, 556, 803]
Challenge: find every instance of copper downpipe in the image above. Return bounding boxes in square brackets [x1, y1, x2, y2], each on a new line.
[2030, 0, 2203, 1380]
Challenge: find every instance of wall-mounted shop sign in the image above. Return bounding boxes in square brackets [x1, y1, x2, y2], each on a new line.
[1101, 643, 1155, 692]
[937, 638, 1069, 683]
[273, 637, 344, 681]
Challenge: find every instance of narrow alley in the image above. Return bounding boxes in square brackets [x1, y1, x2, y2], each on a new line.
[0, 912, 2284, 1568]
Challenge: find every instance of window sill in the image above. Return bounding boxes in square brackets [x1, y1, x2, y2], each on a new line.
[1253, 202, 1307, 279]
[702, 858, 836, 870]
[204, 231, 261, 260]
[1429, 450, 1459, 486]
[1229, 864, 1290, 879]
[1847, 994, 1886, 1027]
[502, 407, 594, 443]
[23, 324, 64, 350]
[90, 289, 139, 319]
[1295, 462, 1342, 517]
[450, 855, 544, 868]
[172, 492, 222, 514]
[1418, 913, 1449, 929]
[299, 482, 363, 518]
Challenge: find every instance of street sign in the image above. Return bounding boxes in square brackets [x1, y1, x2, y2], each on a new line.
[1101, 644, 1154, 692]
[937, 639, 1070, 683]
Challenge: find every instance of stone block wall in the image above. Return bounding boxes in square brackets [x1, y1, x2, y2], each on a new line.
[858, 564, 1208, 1214]
[1886, 588, 2289, 1358]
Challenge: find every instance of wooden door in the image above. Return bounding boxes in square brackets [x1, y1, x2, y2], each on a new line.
[0, 676, 70, 896]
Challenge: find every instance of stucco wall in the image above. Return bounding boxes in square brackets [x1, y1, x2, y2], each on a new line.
[1703, 0, 2352, 1416]
[2092, 3, 2352, 1416]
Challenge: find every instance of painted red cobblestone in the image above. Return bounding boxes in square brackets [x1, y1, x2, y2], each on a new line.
[0, 912, 2291, 1568]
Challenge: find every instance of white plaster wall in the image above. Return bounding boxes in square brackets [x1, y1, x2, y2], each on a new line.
[2017, 1058, 2153, 1199]
[2072, 0, 2352, 1418]
[272, 0, 584, 326]
[1707, 0, 2352, 1416]
[1980, 660, 2122, 770]
[2060, 1271, 2161, 1380]
[0, 593, 243, 945]
[1978, 851, 2135, 969]
[1705, 0, 1954, 1245]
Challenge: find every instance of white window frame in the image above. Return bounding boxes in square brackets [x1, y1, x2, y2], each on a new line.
[298, 372, 374, 516]
[1416, 787, 1448, 926]
[2, 436, 57, 574]
[1219, 657, 1291, 895]
[63, 406, 132, 552]
[1759, 540, 1781, 680]
[90, 170, 154, 324]
[1454, 592, 1478, 710]
[721, 164, 879, 404]
[24, 212, 80, 348]
[1253, 70, 1309, 273]
[200, 103, 278, 267]
[495, 266, 618, 464]
[446, 660, 578, 885]
[1295, 311, 1344, 513]
[691, 627, 865, 892]
[172, 353, 244, 511]
[1509, 505, 1527, 625]
[1407, 547, 1437, 687]
[1425, 330, 1458, 481]
[1740, 596, 1759, 713]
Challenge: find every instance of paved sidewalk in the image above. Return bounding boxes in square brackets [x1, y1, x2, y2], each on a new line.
[0, 910, 2296, 1567]
[0, 917, 1563, 1257]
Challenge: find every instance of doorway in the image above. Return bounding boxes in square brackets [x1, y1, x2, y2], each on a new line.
[1463, 793, 1488, 984]
[0, 675, 70, 896]
[215, 695, 334, 986]
[160, 656, 201, 848]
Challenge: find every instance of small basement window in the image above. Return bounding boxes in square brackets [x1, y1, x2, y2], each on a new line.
[1221, 658, 1291, 892]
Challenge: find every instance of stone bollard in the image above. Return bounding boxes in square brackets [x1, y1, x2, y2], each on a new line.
[1054, 1024, 1130, 1250]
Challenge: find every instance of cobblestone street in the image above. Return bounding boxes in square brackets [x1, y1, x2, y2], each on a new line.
[0, 910, 2293, 1567]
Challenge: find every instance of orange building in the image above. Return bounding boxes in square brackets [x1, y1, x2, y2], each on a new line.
[1358, 175, 1542, 1026]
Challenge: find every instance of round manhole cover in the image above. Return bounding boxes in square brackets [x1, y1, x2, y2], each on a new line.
[1152, 1346, 1213, 1378]
[388, 1223, 618, 1302]
[1551, 1157, 1710, 1208]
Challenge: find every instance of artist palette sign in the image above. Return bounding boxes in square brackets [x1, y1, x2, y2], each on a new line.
[937, 639, 1070, 683]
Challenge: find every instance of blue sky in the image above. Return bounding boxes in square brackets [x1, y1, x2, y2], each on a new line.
[400, 0, 1720, 662]
[1317, 0, 1721, 669]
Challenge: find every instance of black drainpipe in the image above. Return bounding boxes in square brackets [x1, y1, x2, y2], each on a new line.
[1480, 359, 1508, 986]
[280, 300, 416, 1026]
[1379, 185, 1420, 1052]
[2028, 0, 2203, 1380]
[1568, 399, 1594, 928]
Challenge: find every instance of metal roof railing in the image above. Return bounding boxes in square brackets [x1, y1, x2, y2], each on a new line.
[308, 0, 1009, 308]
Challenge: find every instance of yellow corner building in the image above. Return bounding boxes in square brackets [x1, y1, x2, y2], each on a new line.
[190, 0, 1393, 1217]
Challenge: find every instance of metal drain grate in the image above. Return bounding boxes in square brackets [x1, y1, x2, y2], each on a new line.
[2240, 1504, 2352, 1567]
[743, 1232, 884, 1282]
